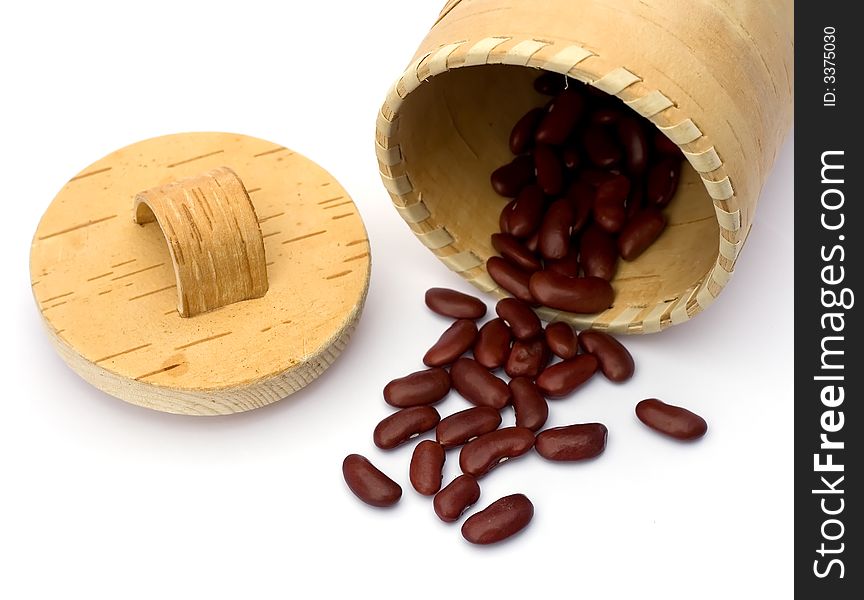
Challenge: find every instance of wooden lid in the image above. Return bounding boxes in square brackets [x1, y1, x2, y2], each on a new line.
[30, 132, 371, 415]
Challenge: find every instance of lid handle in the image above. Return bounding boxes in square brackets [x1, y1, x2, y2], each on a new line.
[133, 167, 269, 318]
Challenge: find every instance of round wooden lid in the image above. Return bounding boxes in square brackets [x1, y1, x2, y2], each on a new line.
[30, 132, 371, 415]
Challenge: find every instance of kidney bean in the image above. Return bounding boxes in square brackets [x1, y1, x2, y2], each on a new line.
[635, 398, 708, 441]
[459, 427, 536, 477]
[495, 297, 541, 340]
[509, 107, 544, 154]
[646, 157, 681, 207]
[424, 287, 487, 320]
[581, 168, 614, 188]
[534, 71, 566, 95]
[342, 454, 402, 507]
[423, 319, 478, 367]
[567, 180, 595, 232]
[373, 406, 441, 449]
[505, 338, 548, 379]
[561, 143, 582, 170]
[617, 117, 649, 176]
[461, 494, 534, 545]
[583, 124, 622, 168]
[486, 257, 535, 304]
[529, 271, 614, 314]
[507, 184, 546, 238]
[536, 90, 585, 146]
[579, 225, 619, 281]
[491, 233, 542, 272]
[653, 130, 682, 156]
[535, 354, 598, 398]
[473, 318, 512, 370]
[491, 155, 535, 198]
[509, 377, 548, 431]
[450, 357, 512, 409]
[535, 423, 608, 461]
[593, 174, 630, 233]
[544, 321, 579, 359]
[410, 440, 446, 496]
[436, 406, 503, 449]
[618, 207, 667, 261]
[544, 241, 581, 278]
[434, 475, 481, 522]
[499, 199, 516, 234]
[626, 178, 645, 220]
[534, 144, 564, 195]
[579, 330, 635, 382]
[538, 198, 575, 260]
[591, 107, 621, 125]
[524, 229, 541, 254]
[383, 367, 451, 408]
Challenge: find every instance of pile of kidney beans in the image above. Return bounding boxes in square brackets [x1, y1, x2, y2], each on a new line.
[343, 288, 708, 546]
[487, 71, 685, 312]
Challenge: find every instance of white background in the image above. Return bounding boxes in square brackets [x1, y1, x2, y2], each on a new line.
[1, 1, 793, 598]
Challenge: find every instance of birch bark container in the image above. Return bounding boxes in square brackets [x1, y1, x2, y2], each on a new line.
[376, 0, 793, 333]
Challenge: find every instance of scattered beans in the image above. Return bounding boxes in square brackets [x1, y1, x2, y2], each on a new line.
[486, 256, 535, 304]
[425, 287, 487, 319]
[383, 367, 451, 408]
[579, 330, 635, 382]
[342, 454, 402, 507]
[459, 427, 535, 477]
[529, 271, 614, 314]
[461, 494, 534, 545]
[473, 318, 512, 369]
[505, 338, 548, 379]
[373, 406, 441, 450]
[509, 377, 549, 431]
[535, 423, 608, 461]
[434, 475, 481, 522]
[450, 357, 512, 409]
[495, 297, 541, 340]
[423, 319, 478, 367]
[436, 406, 502, 449]
[410, 440, 446, 496]
[535, 354, 598, 398]
[635, 399, 708, 441]
[544, 321, 579, 359]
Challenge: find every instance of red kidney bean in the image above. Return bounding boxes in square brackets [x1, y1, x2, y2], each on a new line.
[544, 321, 579, 359]
[583, 124, 622, 168]
[579, 225, 618, 281]
[473, 318, 512, 370]
[581, 168, 614, 188]
[544, 241, 581, 278]
[509, 377, 548, 431]
[490, 155, 535, 198]
[495, 297, 541, 340]
[424, 287, 487, 320]
[507, 184, 546, 238]
[423, 319, 478, 367]
[505, 338, 548, 379]
[618, 207, 667, 261]
[535, 354, 598, 398]
[534, 71, 566, 95]
[509, 107, 544, 154]
[635, 398, 708, 441]
[593, 174, 629, 233]
[524, 229, 541, 254]
[579, 329, 635, 382]
[486, 257, 535, 304]
[534, 144, 564, 195]
[529, 271, 614, 314]
[459, 427, 536, 477]
[342, 454, 402, 507]
[450, 357, 512, 409]
[383, 367, 451, 408]
[626, 178, 645, 220]
[567, 180, 595, 232]
[535, 423, 608, 461]
[499, 199, 516, 234]
[617, 117, 648, 176]
[538, 198, 575, 260]
[646, 157, 681, 207]
[410, 440, 446, 496]
[461, 494, 534, 545]
[591, 107, 621, 125]
[653, 130, 682, 156]
[434, 475, 481, 522]
[536, 90, 585, 146]
[373, 406, 441, 449]
[561, 143, 581, 170]
[436, 406, 503, 449]
[491, 233, 542, 272]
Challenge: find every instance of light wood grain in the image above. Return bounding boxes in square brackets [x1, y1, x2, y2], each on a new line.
[30, 132, 371, 415]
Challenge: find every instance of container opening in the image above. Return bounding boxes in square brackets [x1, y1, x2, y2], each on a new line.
[396, 64, 719, 328]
